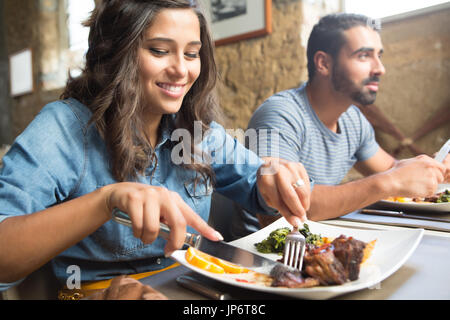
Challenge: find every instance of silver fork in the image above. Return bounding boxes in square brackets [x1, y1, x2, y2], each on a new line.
[283, 226, 306, 270]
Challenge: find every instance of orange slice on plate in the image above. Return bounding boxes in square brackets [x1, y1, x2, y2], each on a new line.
[185, 247, 249, 274]
[185, 247, 225, 274]
[210, 256, 249, 274]
[385, 197, 411, 203]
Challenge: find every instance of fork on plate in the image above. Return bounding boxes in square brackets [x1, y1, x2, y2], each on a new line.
[283, 226, 306, 270]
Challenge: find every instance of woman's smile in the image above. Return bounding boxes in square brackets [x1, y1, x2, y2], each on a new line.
[157, 82, 186, 98]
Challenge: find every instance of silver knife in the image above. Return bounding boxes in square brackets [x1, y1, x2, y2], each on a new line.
[361, 209, 450, 223]
[434, 138, 450, 163]
[112, 208, 282, 272]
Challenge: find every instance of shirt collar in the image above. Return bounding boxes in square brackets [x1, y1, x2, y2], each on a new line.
[155, 114, 175, 149]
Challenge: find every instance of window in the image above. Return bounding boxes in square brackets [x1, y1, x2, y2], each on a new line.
[66, 0, 95, 77]
[344, 0, 449, 19]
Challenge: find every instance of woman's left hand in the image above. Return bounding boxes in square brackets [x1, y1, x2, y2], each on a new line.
[256, 157, 311, 227]
[88, 276, 168, 300]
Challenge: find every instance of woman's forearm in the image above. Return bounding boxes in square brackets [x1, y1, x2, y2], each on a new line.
[0, 186, 112, 283]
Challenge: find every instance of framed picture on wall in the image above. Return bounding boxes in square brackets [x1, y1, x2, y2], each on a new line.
[9, 48, 34, 97]
[201, 0, 272, 46]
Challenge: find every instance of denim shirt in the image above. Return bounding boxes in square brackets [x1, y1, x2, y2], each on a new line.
[0, 98, 271, 290]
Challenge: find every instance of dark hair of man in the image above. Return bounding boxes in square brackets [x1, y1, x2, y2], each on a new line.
[61, 0, 220, 185]
[307, 13, 381, 80]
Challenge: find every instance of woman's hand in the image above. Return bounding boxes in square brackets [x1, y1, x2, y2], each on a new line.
[88, 275, 168, 300]
[256, 157, 311, 227]
[103, 182, 223, 257]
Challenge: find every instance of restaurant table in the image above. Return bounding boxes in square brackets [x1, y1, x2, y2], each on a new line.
[139, 219, 450, 300]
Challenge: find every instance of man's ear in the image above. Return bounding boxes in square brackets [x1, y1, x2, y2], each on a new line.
[314, 51, 333, 77]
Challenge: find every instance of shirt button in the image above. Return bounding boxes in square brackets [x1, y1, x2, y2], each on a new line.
[156, 258, 162, 265]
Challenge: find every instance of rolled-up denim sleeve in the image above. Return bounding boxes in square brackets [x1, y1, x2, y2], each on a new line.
[0, 101, 85, 291]
[0, 101, 85, 217]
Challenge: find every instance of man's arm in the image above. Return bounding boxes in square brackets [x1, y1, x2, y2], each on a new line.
[307, 149, 445, 221]
[308, 147, 395, 220]
[353, 147, 396, 175]
[307, 174, 390, 221]
[255, 150, 392, 225]
[256, 170, 390, 226]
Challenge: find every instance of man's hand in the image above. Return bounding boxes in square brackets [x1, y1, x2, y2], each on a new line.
[386, 155, 446, 198]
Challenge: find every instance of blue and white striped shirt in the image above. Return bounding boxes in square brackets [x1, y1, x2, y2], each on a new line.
[247, 82, 379, 185]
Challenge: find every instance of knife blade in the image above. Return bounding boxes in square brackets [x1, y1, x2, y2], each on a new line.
[112, 208, 282, 272]
[434, 138, 450, 163]
[360, 208, 450, 223]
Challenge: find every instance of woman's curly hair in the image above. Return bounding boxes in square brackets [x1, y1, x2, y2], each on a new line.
[61, 0, 221, 185]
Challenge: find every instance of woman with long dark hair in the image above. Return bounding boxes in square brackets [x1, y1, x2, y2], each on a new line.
[0, 0, 310, 295]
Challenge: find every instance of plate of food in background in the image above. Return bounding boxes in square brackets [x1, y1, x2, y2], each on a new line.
[376, 185, 450, 213]
[171, 217, 423, 299]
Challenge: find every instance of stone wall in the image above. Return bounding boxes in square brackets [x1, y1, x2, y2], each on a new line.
[215, 0, 341, 129]
[0, 1, 12, 145]
[1, 0, 65, 141]
[375, 6, 450, 157]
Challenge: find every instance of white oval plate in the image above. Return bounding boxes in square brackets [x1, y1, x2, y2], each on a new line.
[171, 217, 424, 299]
[377, 184, 450, 213]
[376, 200, 450, 212]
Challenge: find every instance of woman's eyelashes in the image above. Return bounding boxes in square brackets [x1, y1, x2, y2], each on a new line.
[148, 48, 200, 59]
[184, 51, 200, 59]
[149, 48, 168, 56]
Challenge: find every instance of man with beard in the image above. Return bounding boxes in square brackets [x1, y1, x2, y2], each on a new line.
[218, 13, 448, 239]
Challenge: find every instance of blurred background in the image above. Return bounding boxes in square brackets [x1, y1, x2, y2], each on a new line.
[0, 0, 449, 170]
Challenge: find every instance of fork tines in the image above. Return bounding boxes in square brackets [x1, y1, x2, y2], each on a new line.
[283, 227, 306, 270]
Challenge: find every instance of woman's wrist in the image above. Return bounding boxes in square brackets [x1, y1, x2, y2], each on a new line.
[96, 184, 116, 223]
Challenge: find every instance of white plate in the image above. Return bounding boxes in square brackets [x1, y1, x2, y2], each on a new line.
[377, 184, 450, 213]
[437, 183, 450, 193]
[171, 218, 424, 299]
[377, 200, 450, 212]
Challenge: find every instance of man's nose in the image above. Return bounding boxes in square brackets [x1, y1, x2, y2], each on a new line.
[372, 56, 386, 77]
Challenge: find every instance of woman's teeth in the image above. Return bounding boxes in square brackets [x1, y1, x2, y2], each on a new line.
[159, 83, 183, 93]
